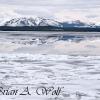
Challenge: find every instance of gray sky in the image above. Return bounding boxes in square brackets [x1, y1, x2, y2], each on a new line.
[0, 0, 100, 24]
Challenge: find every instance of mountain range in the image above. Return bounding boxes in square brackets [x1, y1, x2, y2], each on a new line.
[0, 17, 100, 31]
[1, 17, 62, 27]
[0, 17, 98, 28]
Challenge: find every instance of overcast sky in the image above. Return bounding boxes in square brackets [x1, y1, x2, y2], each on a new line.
[0, 0, 100, 24]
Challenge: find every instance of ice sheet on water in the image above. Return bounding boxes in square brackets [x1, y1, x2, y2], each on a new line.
[0, 32, 100, 100]
[0, 53, 100, 100]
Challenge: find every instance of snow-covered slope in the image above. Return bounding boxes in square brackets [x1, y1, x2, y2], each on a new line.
[61, 20, 96, 28]
[1, 17, 98, 28]
[3, 17, 62, 27]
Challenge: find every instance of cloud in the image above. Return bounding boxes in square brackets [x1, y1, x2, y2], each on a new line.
[54, 8, 100, 24]
[0, 6, 21, 19]
[0, 0, 100, 24]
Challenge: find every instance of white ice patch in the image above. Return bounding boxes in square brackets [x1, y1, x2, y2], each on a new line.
[0, 53, 100, 100]
[0, 32, 100, 100]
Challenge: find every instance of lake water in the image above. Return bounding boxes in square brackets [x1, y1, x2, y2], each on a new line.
[0, 31, 100, 100]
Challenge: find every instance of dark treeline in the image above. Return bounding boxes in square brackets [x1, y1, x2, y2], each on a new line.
[0, 26, 100, 32]
[0, 26, 62, 31]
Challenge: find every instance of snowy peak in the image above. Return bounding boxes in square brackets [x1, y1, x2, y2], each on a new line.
[4, 17, 62, 27]
[61, 20, 96, 28]
[4, 17, 36, 26]
[35, 17, 62, 27]
[2, 17, 98, 28]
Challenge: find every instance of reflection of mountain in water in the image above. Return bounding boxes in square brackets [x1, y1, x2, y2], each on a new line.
[0, 31, 100, 55]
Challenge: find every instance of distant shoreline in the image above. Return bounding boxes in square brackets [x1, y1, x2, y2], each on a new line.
[0, 26, 100, 32]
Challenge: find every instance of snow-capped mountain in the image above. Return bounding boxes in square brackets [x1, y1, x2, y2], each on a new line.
[1, 17, 98, 28]
[61, 20, 96, 28]
[3, 17, 62, 27]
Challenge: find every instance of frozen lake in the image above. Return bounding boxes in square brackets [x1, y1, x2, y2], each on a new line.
[0, 31, 100, 100]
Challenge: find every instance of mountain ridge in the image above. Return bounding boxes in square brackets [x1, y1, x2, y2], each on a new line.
[0, 17, 98, 28]
[0, 17, 100, 31]
[3, 17, 62, 27]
